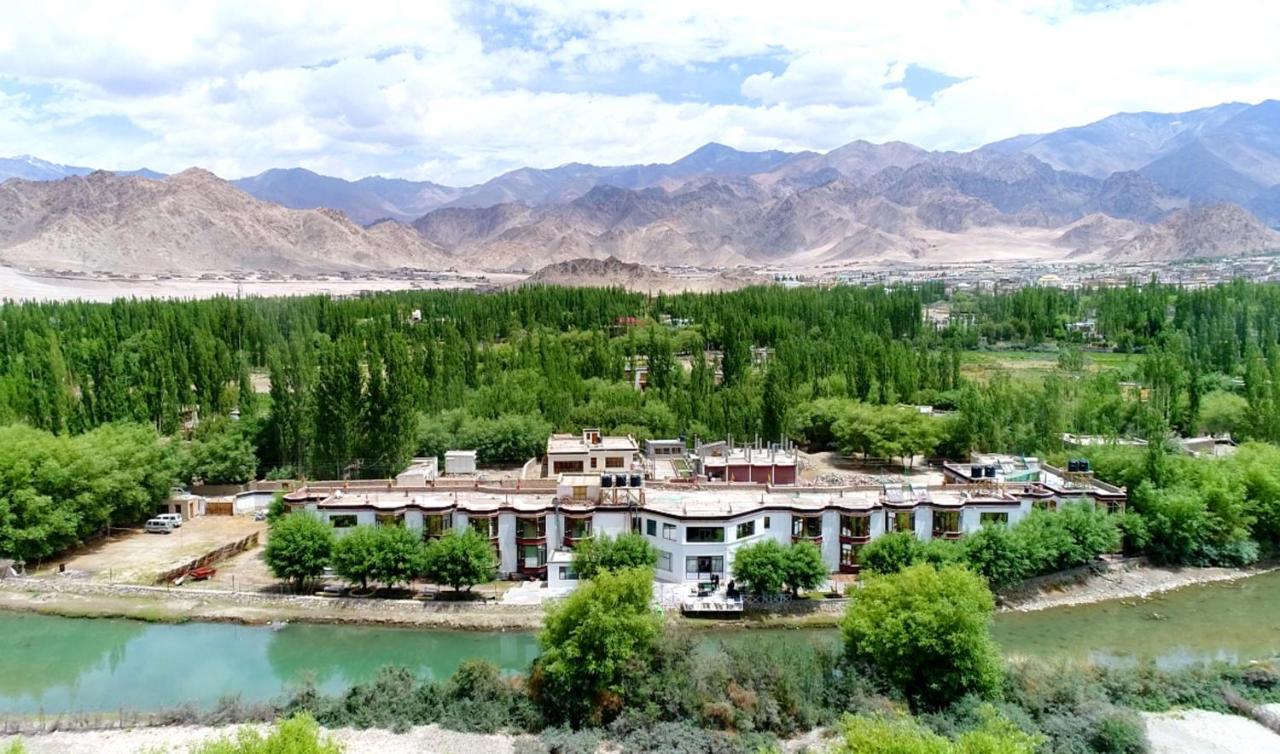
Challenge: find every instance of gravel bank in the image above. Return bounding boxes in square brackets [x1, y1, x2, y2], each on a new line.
[0, 724, 524, 754]
[1143, 710, 1280, 754]
[1000, 560, 1277, 613]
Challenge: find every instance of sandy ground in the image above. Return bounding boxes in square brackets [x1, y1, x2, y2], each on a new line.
[35, 518, 266, 584]
[1144, 709, 1280, 753]
[1001, 562, 1278, 613]
[795, 450, 944, 486]
[0, 724, 525, 754]
[0, 266, 524, 303]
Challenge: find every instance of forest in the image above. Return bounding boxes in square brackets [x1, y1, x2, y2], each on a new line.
[5, 279, 1280, 561]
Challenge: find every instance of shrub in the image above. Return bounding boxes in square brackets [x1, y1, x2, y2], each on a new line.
[831, 709, 1042, 754]
[842, 564, 1003, 710]
[186, 714, 343, 754]
[961, 524, 1030, 590]
[1090, 711, 1148, 754]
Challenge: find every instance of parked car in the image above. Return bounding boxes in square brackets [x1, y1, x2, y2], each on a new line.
[144, 518, 174, 534]
[156, 513, 183, 528]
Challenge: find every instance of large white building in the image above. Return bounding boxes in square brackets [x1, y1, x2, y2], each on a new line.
[284, 455, 1125, 584]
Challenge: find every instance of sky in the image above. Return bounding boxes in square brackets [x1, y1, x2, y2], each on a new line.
[0, 0, 1276, 185]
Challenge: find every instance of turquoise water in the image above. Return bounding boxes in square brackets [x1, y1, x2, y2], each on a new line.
[3, 571, 1278, 714]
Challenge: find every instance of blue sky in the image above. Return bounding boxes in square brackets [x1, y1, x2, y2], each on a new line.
[0, 1, 1275, 184]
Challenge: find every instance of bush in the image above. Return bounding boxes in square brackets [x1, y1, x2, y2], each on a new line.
[730, 539, 787, 596]
[831, 709, 1042, 754]
[1090, 712, 1148, 754]
[187, 714, 342, 754]
[573, 533, 658, 580]
[961, 524, 1030, 589]
[842, 564, 1003, 710]
[782, 541, 828, 596]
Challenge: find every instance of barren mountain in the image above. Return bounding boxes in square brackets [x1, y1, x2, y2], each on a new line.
[1112, 204, 1280, 261]
[0, 170, 450, 273]
[521, 256, 767, 293]
[232, 168, 464, 225]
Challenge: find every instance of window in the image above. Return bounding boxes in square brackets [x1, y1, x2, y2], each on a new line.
[736, 520, 756, 539]
[521, 544, 547, 569]
[840, 515, 870, 539]
[470, 516, 498, 539]
[646, 519, 657, 536]
[657, 550, 673, 572]
[890, 510, 915, 534]
[631, 517, 641, 534]
[686, 555, 724, 577]
[686, 526, 725, 543]
[330, 514, 357, 528]
[840, 542, 863, 567]
[565, 517, 592, 539]
[980, 511, 1009, 527]
[792, 515, 822, 539]
[764, 516, 771, 530]
[605, 456, 624, 468]
[662, 522, 677, 541]
[376, 513, 402, 527]
[516, 517, 546, 539]
[933, 510, 961, 537]
[572, 485, 588, 500]
[423, 513, 452, 540]
[591, 457, 599, 469]
[558, 565, 579, 580]
[1033, 499, 1057, 512]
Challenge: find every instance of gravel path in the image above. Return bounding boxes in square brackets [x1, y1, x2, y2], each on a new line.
[0, 724, 525, 754]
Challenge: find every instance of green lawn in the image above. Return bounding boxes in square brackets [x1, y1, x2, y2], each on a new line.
[960, 349, 1139, 383]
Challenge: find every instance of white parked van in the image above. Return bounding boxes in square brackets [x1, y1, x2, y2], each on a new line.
[144, 518, 174, 534]
[156, 513, 183, 528]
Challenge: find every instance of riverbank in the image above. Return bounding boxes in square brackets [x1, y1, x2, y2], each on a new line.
[0, 578, 544, 630]
[999, 558, 1280, 613]
[0, 560, 1274, 632]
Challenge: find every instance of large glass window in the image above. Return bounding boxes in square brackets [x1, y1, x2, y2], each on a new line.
[890, 510, 915, 534]
[516, 516, 546, 539]
[657, 550, 673, 572]
[686, 526, 725, 543]
[375, 513, 402, 527]
[736, 520, 756, 539]
[792, 515, 822, 539]
[565, 516, 592, 539]
[840, 542, 863, 567]
[646, 519, 657, 536]
[470, 516, 498, 539]
[840, 515, 870, 539]
[685, 555, 724, 577]
[330, 514, 357, 528]
[605, 456, 624, 468]
[979, 511, 1009, 527]
[933, 510, 962, 537]
[522, 544, 547, 569]
[662, 523, 677, 541]
[423, 513, 452, 540]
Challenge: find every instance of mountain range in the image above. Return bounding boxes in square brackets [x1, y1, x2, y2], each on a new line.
[1, 100, 1278, 273]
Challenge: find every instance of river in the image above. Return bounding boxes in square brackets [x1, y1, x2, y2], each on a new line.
[3, 571, 1279, 714]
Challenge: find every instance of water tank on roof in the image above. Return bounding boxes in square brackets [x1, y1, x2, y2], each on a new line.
[984, 465, 997, 478]
[601, 474, 613, 488]
[970, 465, 982, 478]
[1078, 459, 1091, 473]
[630, 474, 642, 488]
[615, 474, 628, 488]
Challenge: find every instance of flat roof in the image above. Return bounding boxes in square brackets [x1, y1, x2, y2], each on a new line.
[445, 449, 477, 458]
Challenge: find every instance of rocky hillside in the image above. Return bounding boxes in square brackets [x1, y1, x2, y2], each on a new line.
[0, 170, 450, 273]
[1113, 204, 1280, 261]
[522, 256, 768, 293]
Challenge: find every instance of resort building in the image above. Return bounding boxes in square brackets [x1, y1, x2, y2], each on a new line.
[284, 452, 1124, 584]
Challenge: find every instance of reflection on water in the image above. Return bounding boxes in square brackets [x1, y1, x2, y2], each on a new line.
[2, 571, 1278, 714]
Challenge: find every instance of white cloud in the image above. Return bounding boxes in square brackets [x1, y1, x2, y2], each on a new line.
[0, 0, 1275, 183]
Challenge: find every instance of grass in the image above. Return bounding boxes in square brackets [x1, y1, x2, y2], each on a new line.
[960, 349, 1140, 384]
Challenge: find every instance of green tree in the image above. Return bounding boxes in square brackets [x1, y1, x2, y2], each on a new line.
[730, 539, 788, 596]
[265, 512, 334, 592]
[330, 525, 383, 591]
[370, 524, 427, 589]
[533, 566, 660, 727]
[572, 533, 657, 580]
[842, 564, 1003, 709]
[183, 419, 257, 485]
[423, 528, 497, 592]
[859, 531, 923, 575]
[782, 540, 828, 596]
[961, 523, 1030, 589]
